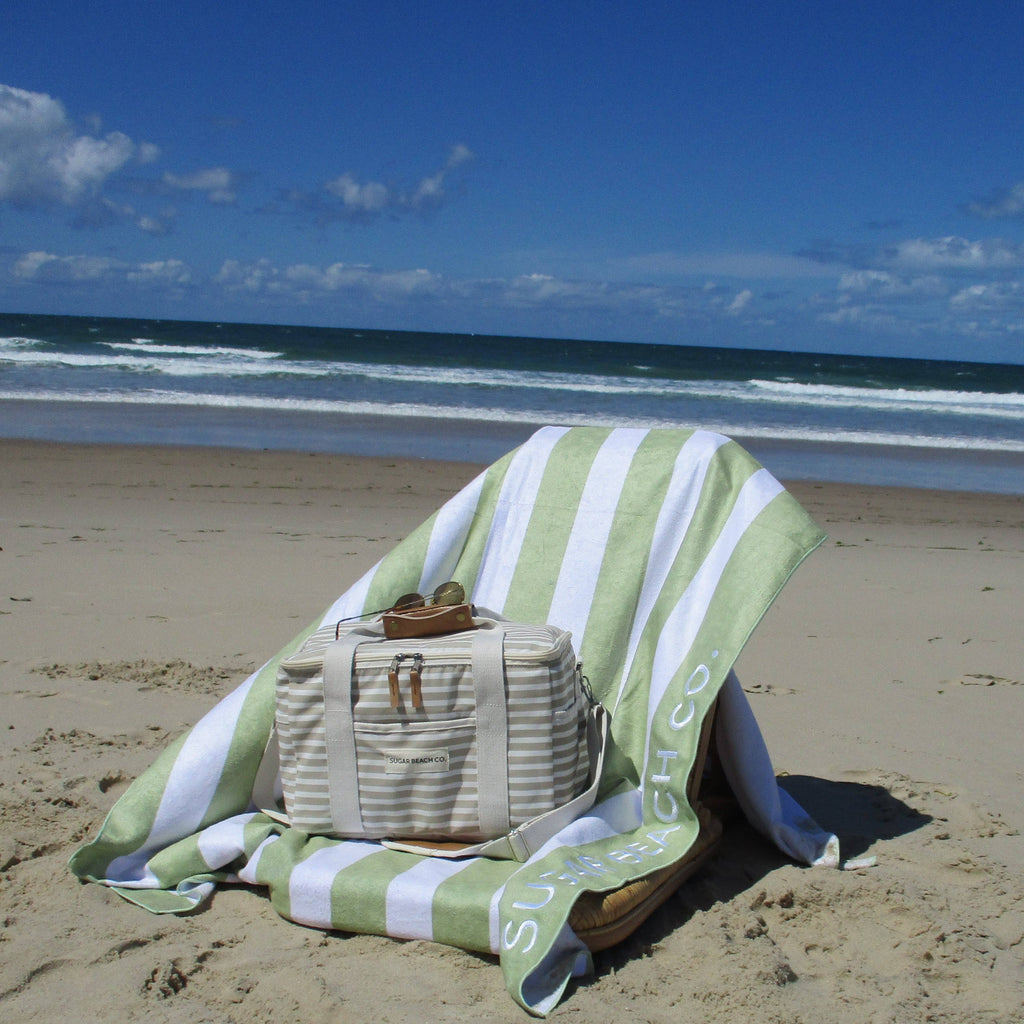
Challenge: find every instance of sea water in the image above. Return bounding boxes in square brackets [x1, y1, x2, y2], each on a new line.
[1, 312, 1022, 493]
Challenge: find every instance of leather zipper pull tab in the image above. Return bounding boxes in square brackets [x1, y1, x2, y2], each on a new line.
[388, 655, 403, 708]
[410, 653, 424, 710]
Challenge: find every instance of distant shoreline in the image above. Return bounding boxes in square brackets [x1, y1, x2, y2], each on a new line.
[2, 400, 1023, 494]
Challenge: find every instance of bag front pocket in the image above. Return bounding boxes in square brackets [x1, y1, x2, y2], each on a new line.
[352, 718, 484, 840]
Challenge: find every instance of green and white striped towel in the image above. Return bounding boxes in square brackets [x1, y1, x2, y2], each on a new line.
[70, 426, 836, 1015]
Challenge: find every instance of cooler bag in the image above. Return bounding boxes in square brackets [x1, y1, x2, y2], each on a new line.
[271, 611, 606, 860]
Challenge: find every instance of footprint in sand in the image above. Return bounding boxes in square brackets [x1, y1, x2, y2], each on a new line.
[955, 673, 1020, 686]
[742, 682, 799, 696]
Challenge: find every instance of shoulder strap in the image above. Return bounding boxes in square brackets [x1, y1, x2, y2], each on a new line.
[251, 725, 288, 823]
[382, 701, 608, 861]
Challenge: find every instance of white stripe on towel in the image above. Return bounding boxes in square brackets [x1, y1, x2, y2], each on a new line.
[547, 428, 648, 642]
[385, 857, 477, 940]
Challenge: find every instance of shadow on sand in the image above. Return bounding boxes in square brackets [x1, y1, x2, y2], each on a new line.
[590, 774, 931, 976]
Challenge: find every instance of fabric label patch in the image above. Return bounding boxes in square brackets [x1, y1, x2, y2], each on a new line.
[384, 748, 451, 775]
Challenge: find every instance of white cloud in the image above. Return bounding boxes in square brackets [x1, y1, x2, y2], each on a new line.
[162, 166, 239, 204]
[447, 143, 474, 168]
[882, 236, 1024, 272]
[0, 83, 153, 208]
[406, 143, 475, 211]
[966, 182, 1024, 219]
[319, 143, 474, 221]
[285, 262, 442, 299]
[507, 273, 603, 304]
[209, 259, 727, 324]
[12, 249, 190, 287]
[818, 303, 902, 330]
[127, 259, 192, 285]
[727, 289, 753, 314]
[837, 269, 947, 298]
[215, 258, 281, 292]
[324, 174, 390, 213]
[136, 213, 169, 235]
[216, 259, 444, 302]
[949, 281, 1024, 310]
[409, 170, 445, 209]
[13, 250, 120, 281]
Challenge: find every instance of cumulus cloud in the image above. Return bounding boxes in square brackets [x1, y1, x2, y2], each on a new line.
[797, 231, 1024, 342]
[965, 182, 1024, 220]
[949, 281, 1024, 310]
[215, 258, 281, 293]
[127, 259, 192, 285]
[506, 273, 610, 305]
[312, 143, 474, 222]
[801, 235, 1024, 275]
[162, 166, 240, 204]
[323, 174, 390, 213]
[406, 142, 474, 211]
[882, 236, 1024, 272]
[13, 251, 116, 282]
[286, 263, 442, 297]
[217, 258, 444, 301]
[12, 249, 190, 286]
[818, 303, 903, 330]
[0, 83, 155, 209]
[727, 289, 753, 314]
[210, 258, 714, 328]
[837, 269, 947, 298]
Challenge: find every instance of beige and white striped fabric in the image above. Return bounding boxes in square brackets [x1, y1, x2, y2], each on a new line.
[275, 617, 590, 840]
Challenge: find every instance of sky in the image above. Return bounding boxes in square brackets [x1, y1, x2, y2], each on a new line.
[2, 1, 1024, 365]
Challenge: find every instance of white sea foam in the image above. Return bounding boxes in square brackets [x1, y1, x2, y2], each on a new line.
[5, 337, 1020, 422]
[3, 387, 1022, 452]
[0, 347, 328, 377]
[749, 378, 1024, 418]
[106, 340, 284, 359]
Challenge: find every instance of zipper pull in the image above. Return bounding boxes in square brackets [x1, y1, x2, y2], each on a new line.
[387, 653, 424, 710]
[388, 655, 404, 708]
[410, 653, 424, 710]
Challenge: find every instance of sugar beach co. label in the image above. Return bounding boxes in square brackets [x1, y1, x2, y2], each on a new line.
[383, 748, 451, 774]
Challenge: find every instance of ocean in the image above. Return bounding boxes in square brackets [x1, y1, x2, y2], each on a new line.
[2, 312, 1023, 494]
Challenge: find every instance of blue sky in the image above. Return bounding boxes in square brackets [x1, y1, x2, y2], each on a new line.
[2, 1, 1024, 364]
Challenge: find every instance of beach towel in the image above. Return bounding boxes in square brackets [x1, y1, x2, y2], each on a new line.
[70, 426, 839, 1015]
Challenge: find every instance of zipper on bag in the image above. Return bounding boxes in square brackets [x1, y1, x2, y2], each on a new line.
[387, 653, 424, 710]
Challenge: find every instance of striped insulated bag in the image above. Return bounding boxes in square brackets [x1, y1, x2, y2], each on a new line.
[267, 611, 607, 860]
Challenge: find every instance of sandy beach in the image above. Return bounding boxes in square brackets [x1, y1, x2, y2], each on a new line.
[2, 438, 1022, 1022]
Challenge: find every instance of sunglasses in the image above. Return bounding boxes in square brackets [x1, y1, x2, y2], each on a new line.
[387, 581, 466, 613]
[335, 581, 466, 631]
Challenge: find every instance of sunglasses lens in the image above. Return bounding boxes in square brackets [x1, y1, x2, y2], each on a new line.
[432, 581, 465, 606]
[391, 592, 424, 612]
